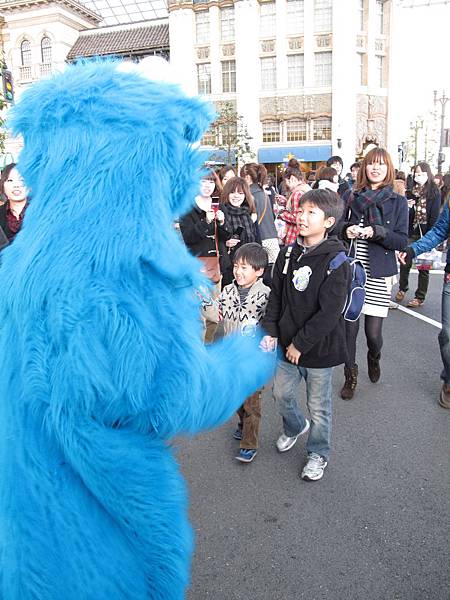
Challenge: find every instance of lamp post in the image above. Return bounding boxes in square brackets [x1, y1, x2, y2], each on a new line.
[397, 141, 405, 170]
[410, 118, 423, 166]
[434, 90, 448, 174]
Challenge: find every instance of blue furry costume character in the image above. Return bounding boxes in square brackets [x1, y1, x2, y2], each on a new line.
[0, 60, 275, 599]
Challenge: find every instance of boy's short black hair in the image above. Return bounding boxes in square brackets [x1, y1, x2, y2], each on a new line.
[326, 156, 344, 168]
[299, 189, 344, 225]
[234, 243, 268, 271]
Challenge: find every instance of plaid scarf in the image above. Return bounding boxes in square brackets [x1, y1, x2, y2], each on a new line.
[224, 205, 256, 243]
[347, 185, 393, 227]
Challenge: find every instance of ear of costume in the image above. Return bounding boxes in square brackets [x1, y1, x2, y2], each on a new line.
[0, 59, 275, 598]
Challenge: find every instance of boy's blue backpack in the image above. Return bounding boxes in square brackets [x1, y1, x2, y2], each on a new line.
[327, 251, 366, 322]
[282, 245, 366, 322]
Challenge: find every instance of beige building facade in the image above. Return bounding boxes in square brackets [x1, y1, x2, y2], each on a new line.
[169, 0, 395, 172]
[0, 0, 398, 172]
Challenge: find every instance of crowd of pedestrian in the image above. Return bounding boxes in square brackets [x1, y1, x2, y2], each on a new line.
[1, 151, 448, 483]
[177, 149, 450, 480]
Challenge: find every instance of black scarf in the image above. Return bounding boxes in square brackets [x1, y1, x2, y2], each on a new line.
[223, 205, 256, 243]
[347, 185, 393, 226]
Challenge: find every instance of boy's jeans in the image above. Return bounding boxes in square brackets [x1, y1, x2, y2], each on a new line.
[439, 276, 450, 384]
[273, 360, 333, 461]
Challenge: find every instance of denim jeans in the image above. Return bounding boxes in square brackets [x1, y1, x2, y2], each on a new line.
[439, 276, 450, 384]
[273, 360, 333, 461]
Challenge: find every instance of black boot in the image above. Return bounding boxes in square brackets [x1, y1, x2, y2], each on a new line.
[340, 365, 358, 400]
[367, 352, 381, 383]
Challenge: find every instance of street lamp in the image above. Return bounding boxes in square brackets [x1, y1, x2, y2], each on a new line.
[434, 90, 448, 174]
[397, 141, 405, 170]
[410, 118, 423, 166]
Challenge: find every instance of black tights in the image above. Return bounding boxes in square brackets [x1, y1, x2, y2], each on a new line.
[345, 315, 383, 368]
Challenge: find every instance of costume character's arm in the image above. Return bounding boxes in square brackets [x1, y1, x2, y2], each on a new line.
[51, 283, 275, 440]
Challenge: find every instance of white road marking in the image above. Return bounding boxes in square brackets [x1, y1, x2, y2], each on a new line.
[410, 269, 445, 275]
[396, 305, 442, 329]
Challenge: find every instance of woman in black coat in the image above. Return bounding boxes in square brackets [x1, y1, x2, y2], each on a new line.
[337, 148, 408, 400]
[395, 161, 441, 307]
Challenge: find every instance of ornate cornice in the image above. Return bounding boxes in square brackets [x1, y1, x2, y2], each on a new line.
[0, 0, 101, 24]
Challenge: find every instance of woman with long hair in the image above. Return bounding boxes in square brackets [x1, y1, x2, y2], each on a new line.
[395, 161, 440, 308]
[0, 163, 30, 247]
[220, 176, 259, 286]
[240, 162, 279, 266]
[338, 148, 408, 400]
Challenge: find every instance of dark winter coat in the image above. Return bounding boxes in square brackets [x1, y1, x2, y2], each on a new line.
[0, 203, 15, 242]
[262, 236, 350, 368]
[406, 184, 441, 237]
[250, 183, 277, 241]
[179, 204, 231, 273]
[337, 186, 408, 278]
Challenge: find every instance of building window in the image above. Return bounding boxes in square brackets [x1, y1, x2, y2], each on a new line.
[314, 52, 332, 86]
[286, 0, 304, 35]
[201, 128, 216, 146]
[287, 54, 304, 88]
[195, 11, 210, 44]
[197, 63, 211, 95]
[376, 0, 384, 34]
[41, 37, 52, 63]
[314, 0, 332, 33]
[358, 52, 366, 85]
[260, 57, 276, 90]
[221, 7, 235, 41]
[313, 117, 332, 140]
[287, 120, 307, 142]
[260, 2, 276, 38]
[376, 55, 384, 87]
[20, 40, 32, 66]
[262, 121, 280, 143]
[222, 60, 236, 93]
[359, 0, 365, 30]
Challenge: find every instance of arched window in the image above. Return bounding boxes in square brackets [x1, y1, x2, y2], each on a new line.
[20, 40, 31, 66]
[41, 37, 52, 63]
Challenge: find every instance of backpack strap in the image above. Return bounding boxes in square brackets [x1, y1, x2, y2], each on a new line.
[327, 251, 347, 275]
[282, 245, 293, 275]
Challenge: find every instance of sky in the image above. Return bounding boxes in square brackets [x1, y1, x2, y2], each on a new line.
[392, 3, 450, 151]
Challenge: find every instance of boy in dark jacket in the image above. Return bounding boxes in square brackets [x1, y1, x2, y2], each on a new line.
[261, 189, 350, 481]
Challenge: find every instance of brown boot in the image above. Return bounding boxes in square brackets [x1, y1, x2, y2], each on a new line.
[439, 384, 450, 409]
[367, 352, 381, 383]
[340, 365, 358, 400]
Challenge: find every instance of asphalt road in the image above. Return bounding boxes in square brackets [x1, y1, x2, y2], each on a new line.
[177, 270, 450, 600]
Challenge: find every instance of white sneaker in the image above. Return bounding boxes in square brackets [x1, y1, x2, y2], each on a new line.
[301, 452, 328, 481]
[276, 419, 310, 452]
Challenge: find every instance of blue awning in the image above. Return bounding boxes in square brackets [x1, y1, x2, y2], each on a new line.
[258, 145, 332, 164]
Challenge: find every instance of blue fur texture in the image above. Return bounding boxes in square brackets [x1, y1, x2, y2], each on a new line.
[0, 60, 276, 599]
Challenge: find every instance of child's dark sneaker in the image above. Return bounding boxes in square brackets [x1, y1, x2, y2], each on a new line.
[235, 448, 257, 462]
[300, 452, 327, 481]
[233, 427, 243, 440]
